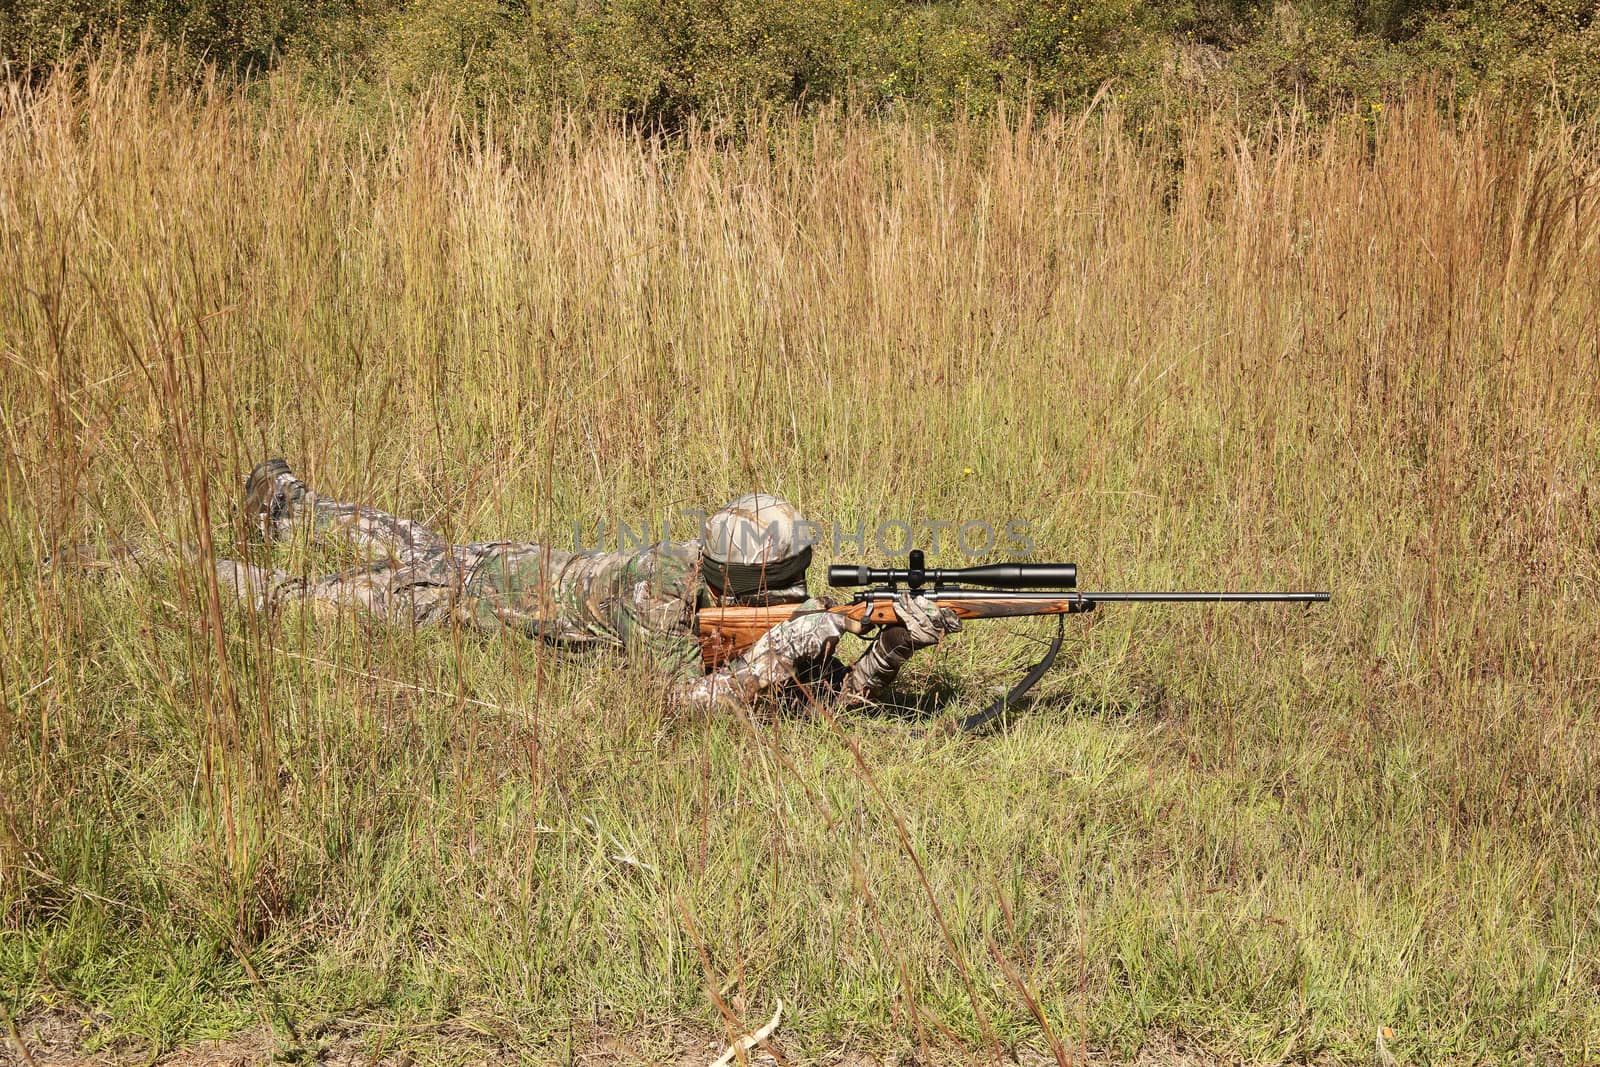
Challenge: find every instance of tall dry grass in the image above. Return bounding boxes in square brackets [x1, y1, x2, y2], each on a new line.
[1, 51, 1598, 1061]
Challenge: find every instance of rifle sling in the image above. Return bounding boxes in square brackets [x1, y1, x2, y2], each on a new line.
[948, 614, 1066, 735]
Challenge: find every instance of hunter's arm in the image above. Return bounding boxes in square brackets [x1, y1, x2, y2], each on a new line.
[839, 594, 963, 699]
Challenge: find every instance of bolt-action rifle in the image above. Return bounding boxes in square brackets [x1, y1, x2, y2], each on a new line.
[696, 550, 1330, 732]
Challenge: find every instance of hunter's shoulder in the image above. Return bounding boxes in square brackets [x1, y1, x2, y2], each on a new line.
[628, 540, 704, 589]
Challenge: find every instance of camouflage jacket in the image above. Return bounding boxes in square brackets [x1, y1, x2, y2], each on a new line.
[460, 540, 820, 707]
[462, 540, 710, 678]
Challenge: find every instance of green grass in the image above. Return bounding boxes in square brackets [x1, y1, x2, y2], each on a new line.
[2, 51, 1599, 1063]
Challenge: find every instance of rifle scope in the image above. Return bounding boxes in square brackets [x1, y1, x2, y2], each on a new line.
[828, 551, 1076, 591]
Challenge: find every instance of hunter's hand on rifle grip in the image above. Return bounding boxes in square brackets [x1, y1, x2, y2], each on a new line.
[895, 593, 963, 648]
[838, 595, 959, 700]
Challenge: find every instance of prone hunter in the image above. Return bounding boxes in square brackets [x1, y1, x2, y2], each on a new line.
[222, 460, 958, 711]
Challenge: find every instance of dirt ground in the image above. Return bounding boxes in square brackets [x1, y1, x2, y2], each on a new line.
[1, 1006, 1214, 1066]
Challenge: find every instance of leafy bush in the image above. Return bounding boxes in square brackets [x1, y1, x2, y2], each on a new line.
[1, 0, 337, 69]
[3, 0, 1598, 121]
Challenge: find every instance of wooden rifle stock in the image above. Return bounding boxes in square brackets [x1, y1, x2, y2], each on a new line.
[694, 594, 1097, 669]
[695, 603, 853, 669]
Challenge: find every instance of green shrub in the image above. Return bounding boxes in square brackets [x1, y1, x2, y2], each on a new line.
[1, 0, 340, 69]
[3, 0, 1597, 122]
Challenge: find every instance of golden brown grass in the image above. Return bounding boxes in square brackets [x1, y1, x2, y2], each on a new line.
[2, 51, 1598, 1063]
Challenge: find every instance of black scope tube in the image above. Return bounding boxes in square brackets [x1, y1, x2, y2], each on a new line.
[828, 562, 1078, 590]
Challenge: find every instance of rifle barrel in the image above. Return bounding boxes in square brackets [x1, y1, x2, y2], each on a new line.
[917, 589, 1330, 603]
[1072, 591, 1329, 602]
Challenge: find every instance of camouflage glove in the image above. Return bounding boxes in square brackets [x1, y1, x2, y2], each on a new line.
[839, 594, 961, 700]
[895, 592, 962, 648]
[678, 609, 848, 711]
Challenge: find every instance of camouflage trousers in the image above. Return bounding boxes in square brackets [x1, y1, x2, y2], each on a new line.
[217, 493, 476, 630]
[217, 489, 674, 647]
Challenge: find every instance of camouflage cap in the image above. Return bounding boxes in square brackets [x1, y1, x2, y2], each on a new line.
[702, 493, 814, 596]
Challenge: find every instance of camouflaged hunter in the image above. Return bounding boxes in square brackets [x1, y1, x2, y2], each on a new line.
[218, 461, 956, 710]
